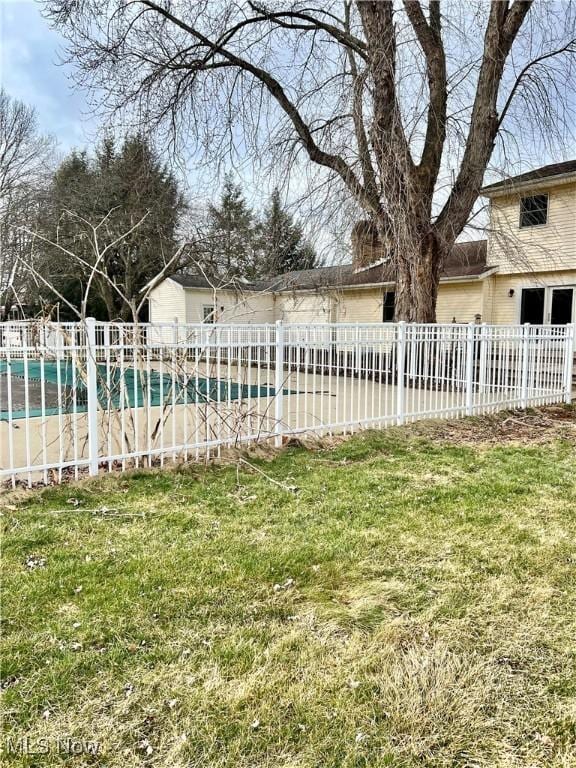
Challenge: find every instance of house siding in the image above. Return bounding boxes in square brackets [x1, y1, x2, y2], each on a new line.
[149, 280, 491, 326]
[148, 273, 576, 327]
[436, 282, 485, 323]
[224, 292, 274, 324]
[487, 180, 576, 273]
[336, 283, 486, 325]
[148, 279, 186, 324]
[336, 288, 383, 323]
[484, 270, 576, 325]
[182, 288, 213, 323]
[182, 287, 274, 324]
[275, 292, 334, 323]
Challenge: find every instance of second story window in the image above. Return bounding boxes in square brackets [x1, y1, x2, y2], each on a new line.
[519, 194, 548, 228]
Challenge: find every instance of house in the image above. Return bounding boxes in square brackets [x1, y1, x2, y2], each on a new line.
[149, 160, 576, 326]
[482, 160, 576, 325]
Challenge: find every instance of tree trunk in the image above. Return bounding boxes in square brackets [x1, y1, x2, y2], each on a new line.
[393, 231, 445, 323]
[95, 275, 118, 322]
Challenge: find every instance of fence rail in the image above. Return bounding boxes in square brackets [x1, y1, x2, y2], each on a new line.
[1, 319, 574, 487]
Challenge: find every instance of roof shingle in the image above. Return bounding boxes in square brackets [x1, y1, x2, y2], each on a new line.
[169, 240, 489, 293]
[481, 160, 576, 194]
[265, 240, 488, 291]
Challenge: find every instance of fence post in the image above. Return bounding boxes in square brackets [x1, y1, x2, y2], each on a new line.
[478, 323, 488, 401]
[465, 322, 475, 416]
[355, 324, 360, 375]
[85, 317, 99, 476]
[520, 323, 530, 409]
[396, 321, 406, 425]
[563, 323, 575, 404]
[274, 320, 285, 447]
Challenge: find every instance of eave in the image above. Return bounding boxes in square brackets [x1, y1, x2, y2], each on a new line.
[481, 172, 576, 198]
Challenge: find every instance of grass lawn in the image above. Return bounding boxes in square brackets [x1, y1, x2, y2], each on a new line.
[2, 409, 576, 767]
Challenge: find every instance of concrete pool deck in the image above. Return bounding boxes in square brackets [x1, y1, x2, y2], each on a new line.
[2, 360, 562, 486]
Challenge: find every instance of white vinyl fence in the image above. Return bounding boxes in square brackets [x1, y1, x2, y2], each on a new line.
[1, 319, 574, 487]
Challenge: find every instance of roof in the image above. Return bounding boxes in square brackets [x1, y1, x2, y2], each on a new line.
[264, 240, 489, 291]
[168, 240, 489, 293]
[169, 274, 270, 291]
[481, 160, 576, 194]
[169, 274, 213, 288]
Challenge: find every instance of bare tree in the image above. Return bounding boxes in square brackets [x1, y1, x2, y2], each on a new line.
[7, 216, 282, 472]
[0, 89, 54, 201]
[13, 210, 209, 323]
[0, 89, 55, 316]
[43, 1, 575, 320]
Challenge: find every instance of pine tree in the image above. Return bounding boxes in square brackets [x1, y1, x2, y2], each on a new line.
[256, 189, 317, 277]
[205, 173, 256, 278]
[36, 134, 185, 320]
[37, 150, 105, 318]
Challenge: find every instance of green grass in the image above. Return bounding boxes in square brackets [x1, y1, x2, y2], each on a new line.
[2, 415, 576, 767]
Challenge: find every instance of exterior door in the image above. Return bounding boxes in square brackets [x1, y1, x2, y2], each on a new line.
[550, 287, 574, 325]
[520, 288, 545, 325]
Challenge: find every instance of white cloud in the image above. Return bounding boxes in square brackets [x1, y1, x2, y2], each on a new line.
[0, 0, 97, 151]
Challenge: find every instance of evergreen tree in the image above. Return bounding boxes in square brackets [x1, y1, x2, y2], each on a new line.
[205, 173, 256, 279]
[256, 189, 317, 277]
[37, 150, 105, 318]
[36, 134, 185, 320]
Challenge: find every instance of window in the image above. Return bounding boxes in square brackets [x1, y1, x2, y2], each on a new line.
[202, 306, 215, 323]
[550, 287, 574, 325]
[520, 287, 545, 324]
[382, 290, 395, 322]
[519, 194, 548, 228]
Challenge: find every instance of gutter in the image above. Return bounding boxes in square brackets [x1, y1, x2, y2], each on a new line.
[439, 266, 499, 284]
[271, 267, 499, 294]
[481, 172, 576, 198]
[158, 267, 500, 296]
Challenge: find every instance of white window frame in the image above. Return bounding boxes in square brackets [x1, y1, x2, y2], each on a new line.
[202, 305, 216, 323]
[518, 283, 576, 324]
[518, 193, 549, 229]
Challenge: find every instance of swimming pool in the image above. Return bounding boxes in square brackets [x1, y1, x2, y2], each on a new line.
[0, 360, 283, 420]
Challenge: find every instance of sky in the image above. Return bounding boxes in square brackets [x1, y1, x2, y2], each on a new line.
[0, 0, 99, 154]
[0, 1, 303, 218]
[1, 0, 573, 258]
[0, 1, 275, 240]
[0, 0, 336, 254]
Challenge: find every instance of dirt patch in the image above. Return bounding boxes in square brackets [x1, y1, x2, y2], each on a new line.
[404, 404, 576, 447]
[297, 404, 576, 455]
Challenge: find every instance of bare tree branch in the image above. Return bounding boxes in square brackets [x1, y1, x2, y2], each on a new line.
[42, 0, 576, 321]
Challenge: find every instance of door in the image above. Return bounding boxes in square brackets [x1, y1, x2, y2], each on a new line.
[520, 288, 545, 324]
[550, 287, 574, 325]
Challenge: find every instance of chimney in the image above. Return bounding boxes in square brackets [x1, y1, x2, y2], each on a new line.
[351, 219, 388, 271]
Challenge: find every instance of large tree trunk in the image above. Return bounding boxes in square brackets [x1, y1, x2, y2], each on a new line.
[48, 0, 546, 328]
[95, 275, 118, 322]
[393, 230, 445, 323]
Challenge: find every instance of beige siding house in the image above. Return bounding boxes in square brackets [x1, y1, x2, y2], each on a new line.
[150, 160, 576, 326]
[482, 161, 576, 325]
[150, 281, 274, 325]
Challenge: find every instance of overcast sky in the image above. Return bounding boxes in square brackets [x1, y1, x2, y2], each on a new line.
[0, 0, 99, 153]
[0, 0, 337, 251]
[1, 0, 573, 258]
[3, 1, 574, 163]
